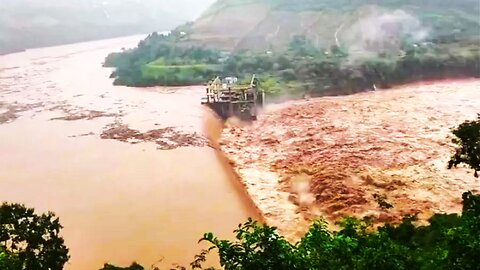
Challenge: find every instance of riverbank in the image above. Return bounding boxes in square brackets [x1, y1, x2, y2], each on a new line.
[220, 79, 480, 240]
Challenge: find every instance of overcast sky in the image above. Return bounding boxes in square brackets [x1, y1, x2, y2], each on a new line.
[158, 0, 218, 19]
[2, 0, 218, 21]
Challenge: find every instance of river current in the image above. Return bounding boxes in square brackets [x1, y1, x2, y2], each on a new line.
[0, 35, 258, 269]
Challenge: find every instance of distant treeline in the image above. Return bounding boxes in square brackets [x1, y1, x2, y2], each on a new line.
[226, 36, 480, 97]
[105, 32, 480, 97]
[104, 32, 222, 87]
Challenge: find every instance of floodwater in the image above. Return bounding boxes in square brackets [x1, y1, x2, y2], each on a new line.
[222, 79, 480, 240]
[0, 36, 259, 269]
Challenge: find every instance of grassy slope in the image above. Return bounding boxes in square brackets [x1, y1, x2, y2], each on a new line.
[142, 63, 219, 79]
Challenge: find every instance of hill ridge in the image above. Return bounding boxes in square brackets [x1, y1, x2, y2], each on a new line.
[185, 0, 480, 51]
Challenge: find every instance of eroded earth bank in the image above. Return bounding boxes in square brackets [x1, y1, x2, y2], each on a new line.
[221, 79, 480, 240]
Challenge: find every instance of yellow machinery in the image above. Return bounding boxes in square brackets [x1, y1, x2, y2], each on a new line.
[201, 75, 264, 120]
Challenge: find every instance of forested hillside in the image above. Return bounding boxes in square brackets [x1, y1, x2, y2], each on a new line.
[105, 0, 480, 95]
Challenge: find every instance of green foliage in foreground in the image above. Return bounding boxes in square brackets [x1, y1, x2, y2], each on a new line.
[0, 250, 21, 270]
[449, 114, 480, 177]
[99, 262, 145, 270]
[108, 191, 479, 270]
[199, 192, 480, 269]
[0, 203, 69, 270]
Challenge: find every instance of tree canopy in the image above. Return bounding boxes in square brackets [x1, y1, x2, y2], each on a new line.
[449, 115, 480, 177]
[99, 262, 146, 270]
[0, 203, 69, 270]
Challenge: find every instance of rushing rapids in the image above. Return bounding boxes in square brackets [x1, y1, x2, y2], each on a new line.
[221, 79, 480, 240]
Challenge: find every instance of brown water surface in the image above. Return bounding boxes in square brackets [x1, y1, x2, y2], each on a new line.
[221, 79, 480, 240]
[0, 36, 258, 269]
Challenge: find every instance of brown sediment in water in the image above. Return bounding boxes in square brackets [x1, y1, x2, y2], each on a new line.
[50, 107, 117, 121]
[220, 79, 480, 240]
[0, 36, 261, 269]
[0, 102, 43, 124]
[100, 120, 208, 150]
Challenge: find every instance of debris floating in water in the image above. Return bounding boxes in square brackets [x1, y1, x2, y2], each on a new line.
[101, 120, 207, 150]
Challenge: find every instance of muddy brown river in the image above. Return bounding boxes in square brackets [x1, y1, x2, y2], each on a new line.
[0, 36, 259, 269]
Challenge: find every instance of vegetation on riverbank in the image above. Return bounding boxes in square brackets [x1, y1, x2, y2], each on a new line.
[224, 38, 480, 97]
[449, 114, 480, 177]
[106, 32, 479, 96]
[104, 32, 222, 86]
